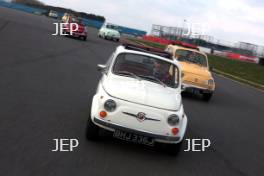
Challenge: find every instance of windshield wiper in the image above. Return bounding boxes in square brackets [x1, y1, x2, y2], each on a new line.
[138, 75, 166, 87]
[116, 71, 141, 81]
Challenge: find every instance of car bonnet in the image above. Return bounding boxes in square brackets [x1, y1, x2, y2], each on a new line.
[102, 75, 182, 111]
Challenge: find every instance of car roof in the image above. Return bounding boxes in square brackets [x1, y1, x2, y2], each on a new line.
[115, 45, 181, 68]
[168, 44, 207, 57]
[103, 27, 119, 32]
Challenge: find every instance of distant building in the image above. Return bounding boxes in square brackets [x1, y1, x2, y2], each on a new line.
[236, 42, 258, 56]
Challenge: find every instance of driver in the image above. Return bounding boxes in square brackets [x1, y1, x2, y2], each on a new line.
[187, 51, 197, 61]
[153, 61, 173, 85]
[153, 61, 166, 80]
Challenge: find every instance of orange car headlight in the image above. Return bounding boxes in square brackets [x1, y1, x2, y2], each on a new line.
[207, 79, 214, 86]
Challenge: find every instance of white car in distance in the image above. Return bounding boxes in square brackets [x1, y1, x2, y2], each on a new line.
[98, 26, 121, 42]
[86, 44, 188, 155]
[48, 10, 58, 19]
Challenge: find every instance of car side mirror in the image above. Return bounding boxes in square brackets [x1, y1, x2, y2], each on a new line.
[97, 64, 107, 72]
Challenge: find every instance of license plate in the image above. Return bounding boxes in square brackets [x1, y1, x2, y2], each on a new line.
[190, 88, 200, 94]
[113, 129, 154, 146]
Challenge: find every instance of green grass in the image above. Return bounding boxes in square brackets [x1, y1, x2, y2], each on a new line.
[127, 37, 166, 49]
[208, 55, 264, 86]
[126, 37, 264, 89]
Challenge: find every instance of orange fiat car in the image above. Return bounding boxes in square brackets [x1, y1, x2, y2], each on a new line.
[166, 45, 215, 101]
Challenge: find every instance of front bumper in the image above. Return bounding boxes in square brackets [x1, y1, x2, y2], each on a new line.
[91, 85, 188, 144]
[106, 35, 120, 40]
[93, 117, 187, 144]
[65, 30, 87, 37]
[72, 32, 87, 37]
[182, 83, 214, 94]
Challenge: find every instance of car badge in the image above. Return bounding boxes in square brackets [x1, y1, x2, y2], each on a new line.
[136, 112, 146, 122]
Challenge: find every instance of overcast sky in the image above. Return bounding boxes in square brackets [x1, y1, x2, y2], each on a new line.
[40, 0, 264, 46]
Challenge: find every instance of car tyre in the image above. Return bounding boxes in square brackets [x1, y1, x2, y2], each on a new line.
[165, 141, 183, 156]
[85, 115, 99, 140]
[202, 92, 213, 101]
[81, 36, 87, 41]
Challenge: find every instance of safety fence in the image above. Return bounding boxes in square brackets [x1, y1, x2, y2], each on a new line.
[143, 35, 198, 49]
[0, 1, 147, 35]
[142, 35, 259, 64]
[0, 1, 46, 14]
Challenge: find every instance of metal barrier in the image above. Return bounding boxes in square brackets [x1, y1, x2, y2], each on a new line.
[0, 1, 104, 29]
[0, 1, 146, 33]
[0, 1, 46, 14]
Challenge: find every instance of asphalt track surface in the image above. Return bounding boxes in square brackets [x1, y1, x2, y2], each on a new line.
[0, 7, 264, 176]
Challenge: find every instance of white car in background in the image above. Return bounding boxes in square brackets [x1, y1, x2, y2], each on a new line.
[86, 44, 188, 155]
[98, 27, 121, 42]
[48, 10, 58, 19]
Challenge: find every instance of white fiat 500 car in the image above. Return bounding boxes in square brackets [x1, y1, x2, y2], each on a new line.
[86, 44, 188, 154]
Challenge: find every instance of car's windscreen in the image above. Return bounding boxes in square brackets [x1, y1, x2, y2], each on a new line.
[106, 24, 119, 31]
[175, 49, 207, 67]
[112, 53, 179, 88]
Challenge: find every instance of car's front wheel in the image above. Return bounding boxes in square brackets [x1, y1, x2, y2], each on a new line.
[165, 141, 183, 155]
[202, 92, 213, 101]
[81, 36, 87, 41]
[85, 116, 99, 140]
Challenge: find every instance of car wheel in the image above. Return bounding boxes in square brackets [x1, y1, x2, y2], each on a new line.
[165, 141, 183, 156]
[85, 115, 99, 140]
[64, 31, 69, 37]
[81, 36, 87, 41]
[202, 92, 213, 101]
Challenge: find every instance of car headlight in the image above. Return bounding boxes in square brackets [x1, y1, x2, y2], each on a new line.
[104, 99, 116, 112]
[167, 114, 180, 126]
[207, 79, 214, 85]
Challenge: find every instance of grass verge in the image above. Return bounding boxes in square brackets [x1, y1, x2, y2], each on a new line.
[208, 55, 264, 89]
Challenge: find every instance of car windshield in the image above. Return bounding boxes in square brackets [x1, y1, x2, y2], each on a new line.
[106, 24, 119, 31]
[175, 49, 207, 67]
[112, 53, 179, 88]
